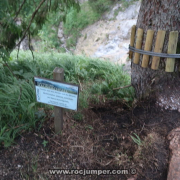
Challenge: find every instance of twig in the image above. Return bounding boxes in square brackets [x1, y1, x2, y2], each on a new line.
[49, 0, 51, 11]
[13, 0, 26, 21]
[144, 122, 161, 126]
[140, 123, 145, 133]
[71, 145, 84, 151]
[16, 0, 46, 48]
[78, 79, 82, 91]
[5, 123, 26, 132]
[43, 128, 61, 145]
[28, 32, 34, 60]
[3, 61, 17, 78]
[17, 43, 20, 60]
[96, 159, 113, 166]
[113, 84, 132, 91]
[32, 0, 37, 7]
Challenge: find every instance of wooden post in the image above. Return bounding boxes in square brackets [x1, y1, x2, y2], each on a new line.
[151, 30, 166, 70]
[165, 31, 178, 72]
[53, 67, 64, 133]
[133, 28, 144, 64]
[129, 25, 136, 59]
[141, 30, 154, 68]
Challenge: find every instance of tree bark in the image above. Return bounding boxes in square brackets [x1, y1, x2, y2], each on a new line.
[131, 0, 180, 111]
[167, 127, 180, 180]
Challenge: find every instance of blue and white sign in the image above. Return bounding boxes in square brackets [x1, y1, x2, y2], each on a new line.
[34, 77, 79, 111]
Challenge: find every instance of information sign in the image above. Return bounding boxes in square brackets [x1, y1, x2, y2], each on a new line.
[34, 77, 79, 111]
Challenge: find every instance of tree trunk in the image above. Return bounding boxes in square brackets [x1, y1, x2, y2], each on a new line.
[131, 0, 180, 111]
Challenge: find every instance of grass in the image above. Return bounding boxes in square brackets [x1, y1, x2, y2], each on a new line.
[0, 50, 134, 147]
[130, 133, 143, 146]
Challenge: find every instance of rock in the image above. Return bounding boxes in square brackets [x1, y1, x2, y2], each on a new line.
[19, 36, 30, 50]
[109, 30, 117, 35]
[95, 37, 100, 42]
[123, 61, 131, 75]
[116, 2, 140, 21]
[60, 37, 65, 43]
[104, 1, 140, 20]
[117, 19, 137, 40]
[74, 1, 140, 65]
[15, 19, 34, 51]
[58, 22, 64, 39]
[17, 165, 21, 168]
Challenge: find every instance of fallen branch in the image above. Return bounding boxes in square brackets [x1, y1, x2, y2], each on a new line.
[96, 159, 113, 166]
[5, 123, 26, 132]
[113, 84, 132, 91]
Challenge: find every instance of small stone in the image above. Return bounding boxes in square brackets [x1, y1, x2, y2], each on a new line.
[17, 165, 22, 168]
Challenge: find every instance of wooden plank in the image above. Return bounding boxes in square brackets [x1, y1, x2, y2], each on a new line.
[133, 28, 143, 64]
[53, 67, 64, 133]
[129, 25, 136, 59]
[165, 31, 178, 72]
[141, 30, 154, 68]
[151, 30, 166, 70]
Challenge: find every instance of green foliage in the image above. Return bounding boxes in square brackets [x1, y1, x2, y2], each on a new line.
[78, 91, 89, 109]
[0, 50, 134, 147]
[37, 11, 63, 51]
[66, 34, 78, 49]
[0, 74, 44, 147]
[91, 83, 101, 94]
[85, 125, 93, 130]
[73, 112, 83, 121]
[63, 2, 100, 48]
[88, 0, 114, 14]
[42, 140, 48, 147]
[37, 0, 115, 50]
[34, 0, 139, 51]
[0, 0, 80, 52]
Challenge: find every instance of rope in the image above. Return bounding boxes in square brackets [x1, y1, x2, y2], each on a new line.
[129, 45, 180, 58]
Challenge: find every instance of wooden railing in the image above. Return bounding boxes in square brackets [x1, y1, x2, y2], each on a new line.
[129, 26, 179, 72]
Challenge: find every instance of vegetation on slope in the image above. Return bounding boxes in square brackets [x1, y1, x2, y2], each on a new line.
[0, 50, 134, 147]
[38, 0, 139, 51]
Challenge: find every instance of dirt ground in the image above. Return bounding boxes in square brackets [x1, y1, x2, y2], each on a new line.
[0, 98, 180, 180]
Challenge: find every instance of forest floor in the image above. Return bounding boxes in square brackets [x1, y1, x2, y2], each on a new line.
[0, 98, 180, 180]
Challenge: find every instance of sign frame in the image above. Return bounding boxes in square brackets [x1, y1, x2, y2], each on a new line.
[34, 76, 79, 111]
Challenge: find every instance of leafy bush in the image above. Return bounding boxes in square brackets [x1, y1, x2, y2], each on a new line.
[0, 50, 134, 147]
[36, 11, 63, 51]
[0, 72, 46, 147]
[88, 0, 114, 14]
[63, 2, 100, 48]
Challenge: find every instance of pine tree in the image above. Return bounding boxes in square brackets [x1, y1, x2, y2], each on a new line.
[0, 0, 79, 53]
